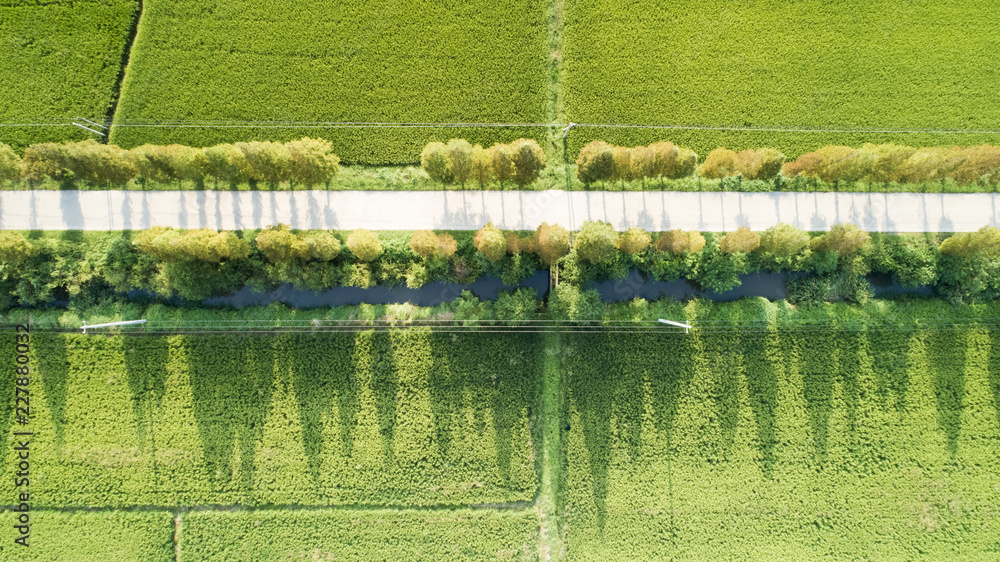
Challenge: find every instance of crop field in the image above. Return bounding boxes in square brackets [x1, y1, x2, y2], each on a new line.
[4, 331, 540, 508]
[107, 0, 549, 164]
[0, 511, 174, 560]
[0, 0, 138, 150]
[562, 300, 1000, 559]
[181, 509, 538, 560]
[562, 0, 1000, 159]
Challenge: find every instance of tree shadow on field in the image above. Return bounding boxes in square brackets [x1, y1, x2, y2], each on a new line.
[124, 335, 169, 485]
[363, 332, 399, 467]
[36, 333, 71, 450]
[838, 329, 863, 435]
[705, 309, 743, 460]
[428, 334, 459, 461]
[801, 330, 838, 464]
[289, 333, 353, 483]
[613, 336, 646, 466]
[743, 329, 779, 478]
[187, 335, 274, 489]
[567, 333, 613, 531]
[870, 327, 912, 417]
[927, 328, 966, 457]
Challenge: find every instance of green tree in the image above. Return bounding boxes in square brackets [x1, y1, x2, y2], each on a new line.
[347, 229, 382, 262]
[533, 222, 570, 265]
[718, 226, 761, 253]
[574, 220, 619, 264]
[300, 231, 341, 261]
[757, 223, 810, 270]
[286, 137, 340, 186]
[654, 229, 706, 254]
[470, 145, 492, 188]
[446, 139, 474, 187]
[575, 140, 614, 185]
[489, 143, 515, 187]
[255, 224, 306, 263]
[409, 230, 438, 258]
[203, 144, 251, 185]
[0, 143, 22, 182]
[435, 233, 457, 259]
[616, 226, 651, 254]
[735, 148, 785, 180]
[474, 222, 506, 261]
[237, 141, 293, 184]
[510, 138, 547, 187]
[811, 223, 871, 255]
[940, 226, 1000, 258]
[611, 145, 634, 184]
[648, 141, 679, 180]
[698, 148, 738, 179]
[0, 231, 33, 264]
[421, 142, 452, 185]
[670, 148, 698, 179]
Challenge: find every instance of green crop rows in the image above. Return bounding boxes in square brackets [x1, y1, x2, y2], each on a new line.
[107, 0, 548, 164]
[562, 299, 1000, 559]
[0, 511, 174, 561]
[2, 332, 539, 508]
[0, 0, 138, 150]
[181, 509, 538, 560]
[562, 0, 1000, 158]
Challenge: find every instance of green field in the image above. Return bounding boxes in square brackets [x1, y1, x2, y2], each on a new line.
[0, 0, 138, 150]
[5, 332, 539, 508]
[562, 300, 1000, 558]
[562, 0, 1000, 158]
[107, 0, 549, 164]
[181, 509, 538, 560]
[0, 511, 174, 560]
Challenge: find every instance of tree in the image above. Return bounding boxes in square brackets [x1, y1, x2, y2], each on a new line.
[300, 231, 341, 261]
[949, 145, 1000, 185]
[939, 226, 1000, 258]
[62, 141, 136, 185]
[236, 141, 293, 183]
[421, 142, 452, 184]
[654, 229, 706, 254]
[811, 223, 871, 255]
[575, 140, 614, 185]
[446, 139, 474, 187]
[435, 233, 457, 258]
[0, 143, 22, 182]
[648, 141, 680, 180]
[670, 148, 698, 179]
[698, 148, 738, 179]
[134, 227, 250, 262]
[630, 144, 656, 181]
[0, 231, 33, 264]
[574, 220, 619, 264]
[474, 222, 506, 261]
[255, 224, 306, 263]
[510, 138, 547, 187]
[203, 144, 251, 184]
[616, 226, 651, 254]
[865, 143, 917, 183]
[611, 145, 634, 184]
[735, 148, 785, 180]
[896, 147, 964, 184]
[346, 229, 382, 262]
[470, 144, 492, 188]
[489, 143, 515, 187]
[286, 137, 340, 186]
[718, 226, 761, 253]
[757, 222, 810, 268]
[409, 230, 438, 258]
[533, 222, 570, 265]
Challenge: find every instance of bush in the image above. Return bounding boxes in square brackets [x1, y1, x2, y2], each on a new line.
[510, 138, 547, 187]
[0, 231, 34, 264]
[576, 140, 614, 185]
[671, 148, 699, 179]
[718, 226, 761, 254]
[867, 143, 917, 183]
[648, 141, 679, 180]
[286, 137, 339, 186]
[895, 147, 964, 184]
[0, 143, 22, 182]
[533, 222, 570, 265]
[616, 227, 651, 254]
[654, 229, 706, 254]
[574, 220, 619, 264]
[346, 229, 383, 262]
[698, 148, 738, 179]
[446, 139, 474, 187]
[949, 145, 1000, 185]
[404, 262, 430, 288]
[409, 230, 438, 258]
[474, 222, 506, 262]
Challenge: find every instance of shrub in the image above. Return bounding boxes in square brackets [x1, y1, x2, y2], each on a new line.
[698, 148, 738, 179]
[0, 231, 33, 264]
[510, 138, 547, 187]
[533, 222, 570, 265]
[576, 140, 614, 185]
[939, 226, 1000, 258]
[474, 222, 506, 262]
[446, 139, 474, 187]
[470, 145, 492, 187]
[548, 283, 602, 321]
[489, 143, 515, 186]
[654, 229, 706, 254]
[736, 148, 785, 180]
[286, 137, 340, 186]
[574, 220, 619, 264]
[718, 226, 761, 253]
[630, 144, 656, 180]
[405, 262, 430, 288]
[346, 229, 382, 262]
[616, 227, 651, 254]
[409, 230, 438, 258]
[0, 143, 22, 182]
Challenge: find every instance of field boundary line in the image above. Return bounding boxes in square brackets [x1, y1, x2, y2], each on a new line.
[105, 0, 145, 141]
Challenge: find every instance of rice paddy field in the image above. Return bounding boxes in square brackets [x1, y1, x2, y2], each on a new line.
[2, 300, 999, 559]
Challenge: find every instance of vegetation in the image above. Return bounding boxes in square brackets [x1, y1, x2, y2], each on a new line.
[562, 0, 1000, 158]
[0, 511, 174, 560]
[108, 0, 548, 164]
[0, 0, 139, 149]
